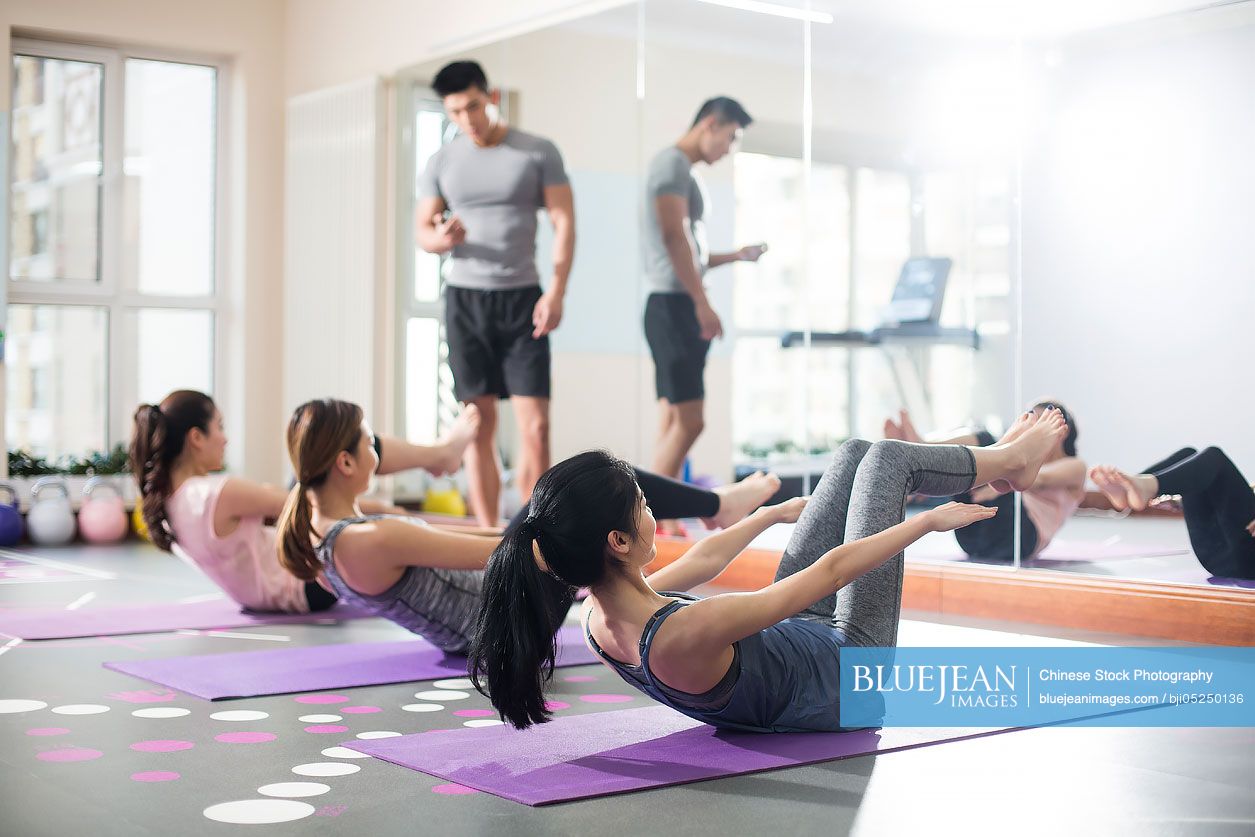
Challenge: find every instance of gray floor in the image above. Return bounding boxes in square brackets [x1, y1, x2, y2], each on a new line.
[1, 542, 1252, 836]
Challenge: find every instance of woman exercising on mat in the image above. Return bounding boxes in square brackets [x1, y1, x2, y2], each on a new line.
[469, 409, 1068, 732]
[130, 389, 479, 614]
[884, 402, 1085, 561]
[275, 398, 780, 650]
[1089, 448, 1255, 580]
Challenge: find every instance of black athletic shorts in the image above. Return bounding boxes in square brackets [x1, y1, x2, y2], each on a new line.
[644, 292, 710, 403]
[444, 285, 551, 401]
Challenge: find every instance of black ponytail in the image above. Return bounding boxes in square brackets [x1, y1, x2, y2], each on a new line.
[468, 451, 640, 729]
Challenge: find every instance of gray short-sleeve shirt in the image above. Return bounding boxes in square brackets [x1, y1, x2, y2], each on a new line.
[418, 128, 569, 290]
[643, 146, 708, 294]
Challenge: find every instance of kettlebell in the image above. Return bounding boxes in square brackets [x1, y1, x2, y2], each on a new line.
[79, 477, 129, 544]
[421, 479, 467, 518]
[0, 483, 24, 546]
[132, 505, 151, 542]
[27, 477, 78, 546]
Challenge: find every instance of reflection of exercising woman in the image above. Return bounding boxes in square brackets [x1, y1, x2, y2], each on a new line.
[1091, 448, 1255, 579]
[885, 403, 1085, 560]
[470, 410, 1067, 732]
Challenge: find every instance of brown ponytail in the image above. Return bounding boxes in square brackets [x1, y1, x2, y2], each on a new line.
[276, 399, 366, 582]
[128, 390, 216, 552]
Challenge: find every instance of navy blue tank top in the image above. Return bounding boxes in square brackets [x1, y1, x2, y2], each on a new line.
[584, 592, 858, 733]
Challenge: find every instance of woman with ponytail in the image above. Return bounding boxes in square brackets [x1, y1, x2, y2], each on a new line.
[275, 398, 782, 651]
[469, 409, 1070, 731]
[129, 389, 479, 613]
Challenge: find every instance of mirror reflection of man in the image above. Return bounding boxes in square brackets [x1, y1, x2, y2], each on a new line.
[416, 61, 575, 526]
[643, 96, 764, 534]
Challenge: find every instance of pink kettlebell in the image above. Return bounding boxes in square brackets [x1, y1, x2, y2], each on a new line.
[79, 477, 129, 544]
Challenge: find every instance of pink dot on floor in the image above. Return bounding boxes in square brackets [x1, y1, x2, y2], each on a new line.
[131, 771, 180, 782]
[544, 701, 571, 711]
[580, 694, 634, 704]
[563, 675, 597, 683]
[452, 709, 495, 718]
[340, 706, 381, 714]
[293, 694, 350, 705]
[27, 728, 71, 737]
[303, 725, 349, 734]
[130, 740, 195, 753]
[432, 783, 479, 795]
[37, 747, 103, 763]
[215, 731, 276, 744]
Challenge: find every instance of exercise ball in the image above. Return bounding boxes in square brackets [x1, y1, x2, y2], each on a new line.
[132, 505, 151, 542]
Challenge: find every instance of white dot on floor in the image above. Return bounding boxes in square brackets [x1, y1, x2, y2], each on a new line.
[132, 707, 191, 719]
[291, 762, 361, 777]
[51, 704, 110, 715]
[401, 703, 443, 713]
[257, 782, 330, 798]
[203, 799, 315, 824]
[0, 699, 49, 714]
[355, 731, 401, 740]
[462, 719, 505, 728]
[299, 714, 343, 723]
[431, 678, 474, 690]
[414, 690, 467, 701]
[209, 710, 269, 722]
[320, 746, 370, 760]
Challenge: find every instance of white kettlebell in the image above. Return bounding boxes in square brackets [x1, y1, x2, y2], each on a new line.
[28, 477, 78, 546]
[79, 477, 129, 544]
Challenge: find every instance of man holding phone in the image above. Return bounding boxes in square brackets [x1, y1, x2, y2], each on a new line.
[415, 60, 574, 526]
[643, 96, 764, 533]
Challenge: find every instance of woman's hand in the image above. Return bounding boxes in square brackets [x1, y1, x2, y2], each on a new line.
[1246, 518, 1255, 539]
[770, 497, 808, 524]
[924, 501, 998, 533]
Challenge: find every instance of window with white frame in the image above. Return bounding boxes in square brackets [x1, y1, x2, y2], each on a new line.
[7, 40, 223, 463]
[732, 151, 1011, 462]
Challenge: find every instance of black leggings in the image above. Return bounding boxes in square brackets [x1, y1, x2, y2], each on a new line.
[1144, 447, 1255, 580]
[304, 580, 339, 612]
[510, 466, 719, 530]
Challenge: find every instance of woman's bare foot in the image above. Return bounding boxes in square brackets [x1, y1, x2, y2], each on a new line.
[1089, 465, 1158, 512]
[883, 418, 904, 440]
[897, 409, 923, 443]
[996, 408, 1068, 492]
[987, 411, 1035, 494]
[430, 406, 480, 475]
[703, 471, 782, 529]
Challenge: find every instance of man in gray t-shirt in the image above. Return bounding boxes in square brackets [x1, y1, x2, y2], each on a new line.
[642, 96, 766, 533]
[416, 61, 575, 527]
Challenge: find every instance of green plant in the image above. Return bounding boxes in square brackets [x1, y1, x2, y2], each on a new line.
[7, 444, 132, 477]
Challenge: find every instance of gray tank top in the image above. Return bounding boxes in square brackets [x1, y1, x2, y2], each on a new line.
[316, 514, 483, 653]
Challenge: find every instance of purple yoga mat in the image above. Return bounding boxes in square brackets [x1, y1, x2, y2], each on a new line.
[347, 704, 1015, 806]
[103, 625, 597, 700]
[0, 597, 374, 640]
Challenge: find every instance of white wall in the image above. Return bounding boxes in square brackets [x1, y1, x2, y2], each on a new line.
[1020, 5, 1255, 472]
[1, 0, 288, 482]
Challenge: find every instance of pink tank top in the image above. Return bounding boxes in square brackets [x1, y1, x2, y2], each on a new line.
[165, 475, 308, 613]
[1022, 484, 1085, 558]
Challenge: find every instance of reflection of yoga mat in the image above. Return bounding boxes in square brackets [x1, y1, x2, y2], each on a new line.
[0, 598, 373, 640]
[347, 704, 1015, 806]
[905, 531, 1188, 563]
[104, 625, 597, 700]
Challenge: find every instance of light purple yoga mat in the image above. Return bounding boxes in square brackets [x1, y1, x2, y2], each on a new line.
[347, 704, 1015, 806]
[103, 625, 597, 700]
[0, 597, 374, 640]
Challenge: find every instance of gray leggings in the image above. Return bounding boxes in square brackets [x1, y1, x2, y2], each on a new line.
[773, 439, 976, 647]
